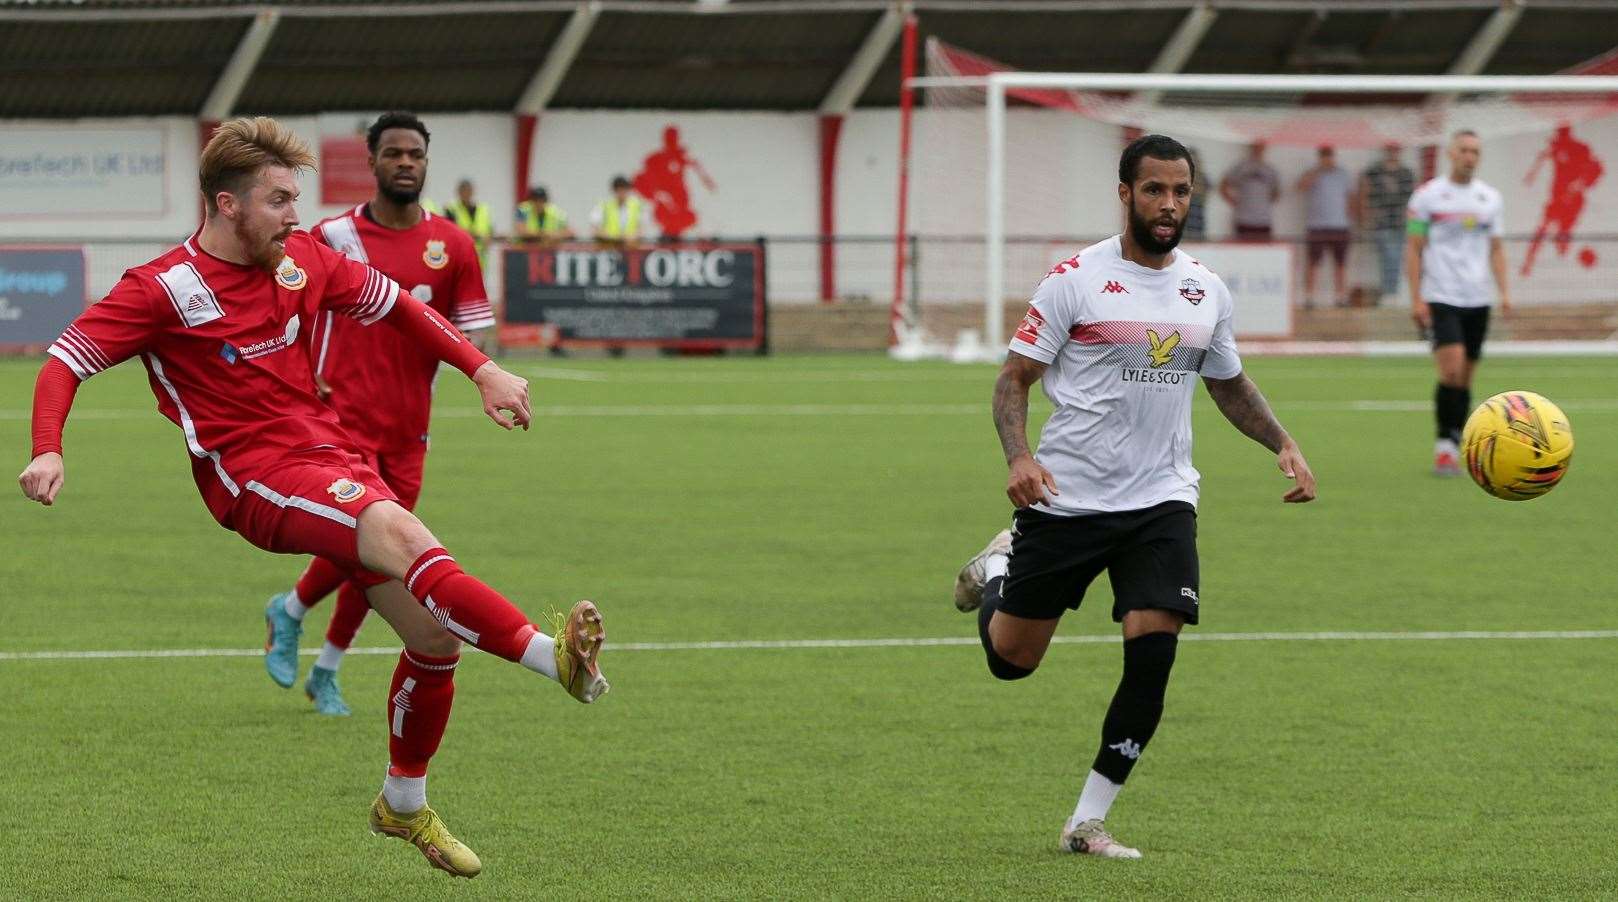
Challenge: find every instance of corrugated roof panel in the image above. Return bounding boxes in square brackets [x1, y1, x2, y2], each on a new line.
[237, 12, 567, 113]
[0, 18, 246, 116]
[1362, 9, 1492, 75]
[553, 10, 880, 109]
[1486, 8, 1618, 75]
[856, 8, 1184, 107]
[1184, 9, 1312, 74]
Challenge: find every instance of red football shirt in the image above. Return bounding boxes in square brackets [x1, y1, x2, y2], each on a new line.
[310, 205, 492, 453]
[46, 230, 405, 524]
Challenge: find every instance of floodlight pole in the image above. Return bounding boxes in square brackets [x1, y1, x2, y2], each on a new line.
[984, 76, 1006, 352]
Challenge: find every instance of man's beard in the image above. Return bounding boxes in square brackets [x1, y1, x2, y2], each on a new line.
[235, 217, 286, 272]
[1128, 204, 1186, 255]
[378, 179, 421, 206]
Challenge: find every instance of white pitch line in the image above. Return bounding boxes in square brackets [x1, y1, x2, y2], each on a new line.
[3, 630, 1615, 661]
[5, 399, 1618, 421]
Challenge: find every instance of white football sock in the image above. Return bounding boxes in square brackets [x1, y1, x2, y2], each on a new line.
[382, 772, 427, 814]
[519, 631, 559, 681]
[985, 553, 1009, 581]
[283, 592, 311, 622]
[314, 641, 345, 672]
[1070, 769, 1124, 826]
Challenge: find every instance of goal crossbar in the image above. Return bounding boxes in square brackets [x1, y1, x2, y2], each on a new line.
[906, 71, 1618, 351]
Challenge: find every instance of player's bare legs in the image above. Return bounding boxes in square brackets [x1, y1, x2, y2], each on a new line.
[356, 501, 608, 703]
[985, 610, 1060, 673]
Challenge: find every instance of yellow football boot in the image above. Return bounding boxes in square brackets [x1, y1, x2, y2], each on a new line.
[552, 600, 609, 703]
[369, 794, 483, 878]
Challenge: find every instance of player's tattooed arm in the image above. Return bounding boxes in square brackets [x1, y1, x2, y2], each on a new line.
[1202, 371, 1288, 451]
[994, 352, 1060, 507]
[1203, 372, 1317, 503]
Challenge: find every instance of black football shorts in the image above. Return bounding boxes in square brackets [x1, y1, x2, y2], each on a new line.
[1000, 500, 1201, 625]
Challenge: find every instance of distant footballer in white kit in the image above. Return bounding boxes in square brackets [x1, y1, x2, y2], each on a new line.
[953, 134, 1317, 859]
[1405, 129, 1512, 476]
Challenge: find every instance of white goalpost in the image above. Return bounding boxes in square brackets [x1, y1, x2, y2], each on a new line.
[895, 61, 1618, 360]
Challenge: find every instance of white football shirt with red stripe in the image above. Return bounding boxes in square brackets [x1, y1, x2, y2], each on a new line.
[310, 205, 492, 453]
[1008, 235, 1242, 516]
[46, 229, 401, 524]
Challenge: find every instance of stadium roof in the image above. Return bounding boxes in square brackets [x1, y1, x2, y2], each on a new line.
[1, 0, 1616, 116]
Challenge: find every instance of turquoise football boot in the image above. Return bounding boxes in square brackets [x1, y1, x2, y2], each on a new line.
[263, 592, 302, 689]
[303, 665, 351, 716]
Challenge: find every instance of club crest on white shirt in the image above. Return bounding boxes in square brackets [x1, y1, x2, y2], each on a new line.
[423, 239, 449, 270]
[1178, 278, 1205, 305]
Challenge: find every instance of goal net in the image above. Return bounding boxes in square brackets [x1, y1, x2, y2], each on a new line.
[894, 39, 1618, 359]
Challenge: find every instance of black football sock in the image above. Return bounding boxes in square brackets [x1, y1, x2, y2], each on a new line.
[1436, 384, 1468, 444]
[1091, 632, 1178, 784]
[978, 576, 1033, 681]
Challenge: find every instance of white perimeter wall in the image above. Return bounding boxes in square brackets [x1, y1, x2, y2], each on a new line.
[2, 110, 1615, 304]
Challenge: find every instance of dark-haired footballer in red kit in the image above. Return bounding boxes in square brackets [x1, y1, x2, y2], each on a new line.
[20, 116, 605, 880]
[261, 112, 496, 720]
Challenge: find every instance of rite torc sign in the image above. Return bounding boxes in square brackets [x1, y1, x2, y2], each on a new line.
[502, 242, 765, 351]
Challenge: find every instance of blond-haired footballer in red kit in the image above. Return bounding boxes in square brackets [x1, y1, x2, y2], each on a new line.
[20, 117, 607, 879]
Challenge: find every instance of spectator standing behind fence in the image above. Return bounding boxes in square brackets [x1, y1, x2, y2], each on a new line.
[1299, 145, 1354, 308]
[514, 185, 573, 247]
[592, 175, 649, 248]
[1220, 142, 1279, 241]
[444, 178, 493, 268]
[1183, 147, 1208, 241]
[1357, 144, 1415, 306]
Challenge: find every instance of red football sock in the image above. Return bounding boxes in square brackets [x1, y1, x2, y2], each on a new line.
[387, 649, 458, 779]
[325, 581, 371, 650]
[404, 548, 536, 662]
[295, 557, 350, 607]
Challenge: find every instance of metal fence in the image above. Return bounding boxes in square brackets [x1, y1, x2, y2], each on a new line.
[20, 232, 1618, 312]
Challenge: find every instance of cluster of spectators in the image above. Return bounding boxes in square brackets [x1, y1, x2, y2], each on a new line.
[1184, 142, 1416, 308]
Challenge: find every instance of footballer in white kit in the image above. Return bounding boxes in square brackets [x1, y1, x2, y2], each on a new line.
[952, 135, 1317, 860]
[1405, 129, 1512, 475]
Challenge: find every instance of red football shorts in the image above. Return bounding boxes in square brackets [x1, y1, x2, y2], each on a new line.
[368, 443, 427, 512]
[228, 447, 398, 577]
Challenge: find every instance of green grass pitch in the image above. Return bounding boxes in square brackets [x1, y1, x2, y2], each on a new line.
[4, 353, 1617, 899]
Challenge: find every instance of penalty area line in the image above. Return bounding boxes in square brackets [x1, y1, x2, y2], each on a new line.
[2, 629, 1616, 661]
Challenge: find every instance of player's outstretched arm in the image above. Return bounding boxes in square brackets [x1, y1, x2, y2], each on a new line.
[994, 351, 1059, 507]
[1201, 372, 1316, 503]
[393, 294, 530, 430]
[19, 357, 81, 506]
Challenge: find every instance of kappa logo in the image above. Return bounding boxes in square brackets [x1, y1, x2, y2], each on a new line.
[327, 478, 366, 504]
[1108, 738, 1142, 760]
[1146, 329, 1181, 367]
[1101, 281, 1129, 294]
[1179, 277, 1205, 305]
[274, 256, 308, 291]
[422, 239, 449, 270]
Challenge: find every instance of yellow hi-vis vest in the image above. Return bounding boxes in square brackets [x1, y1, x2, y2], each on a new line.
[444, 201, 492, 258]
[516, 200, 566, 235]
[598, 196, 644, 240]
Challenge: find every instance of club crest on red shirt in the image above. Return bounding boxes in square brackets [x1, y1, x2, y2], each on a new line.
[1178, 278, 1205, 305]
[422, 239, 449, 270]
[274, 256, 308, 291]
[327, 478, 366, 504]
